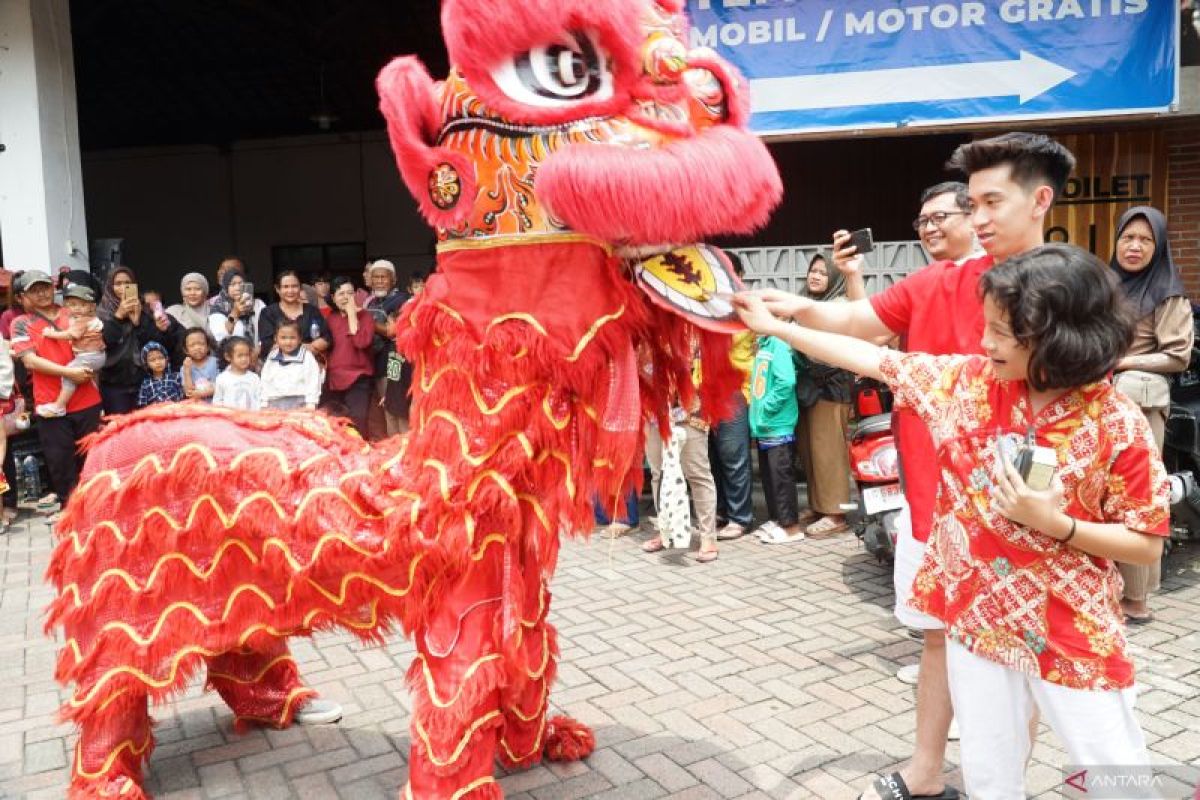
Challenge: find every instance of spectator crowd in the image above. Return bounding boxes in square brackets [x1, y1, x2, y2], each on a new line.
[0, 257, 424, 526]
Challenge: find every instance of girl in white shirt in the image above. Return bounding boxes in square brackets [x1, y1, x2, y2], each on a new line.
[212, 337, 261, 411]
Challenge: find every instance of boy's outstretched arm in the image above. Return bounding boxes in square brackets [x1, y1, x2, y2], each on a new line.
[734, 294, 885, 382]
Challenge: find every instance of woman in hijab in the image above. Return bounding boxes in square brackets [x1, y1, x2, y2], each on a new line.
[208, 270, 264, 350]
[167, 272, 212, 333]
[98, 266, 181, 414]
[792, 253, 854, 538]
[1110, 205, 1193, 624]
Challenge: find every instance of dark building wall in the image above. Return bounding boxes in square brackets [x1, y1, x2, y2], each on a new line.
[720, 133, 970, 250]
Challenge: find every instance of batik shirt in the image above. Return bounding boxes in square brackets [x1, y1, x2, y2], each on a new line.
[137, 373, 184, 407]
[880, 352, 1169, 691]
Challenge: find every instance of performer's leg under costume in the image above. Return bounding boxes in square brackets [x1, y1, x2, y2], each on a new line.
[70, 689, 153, 800]
[206, 639, 314, 732]
[405, 542, 509, 800]
[67, 641, 310, 798]
[497, 552, 558, 772]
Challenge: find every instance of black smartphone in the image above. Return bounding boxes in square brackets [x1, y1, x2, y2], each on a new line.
[847, 227, 874, 255]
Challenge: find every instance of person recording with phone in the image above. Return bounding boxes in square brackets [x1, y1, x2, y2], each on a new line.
[752, 133, 1076, 800]
[832, 181, 981, 303]
[98, 266, 181, 414]
[736, 245, 1166, 800]
[208, 271, 264, 357]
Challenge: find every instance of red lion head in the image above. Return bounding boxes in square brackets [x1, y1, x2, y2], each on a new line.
[377, 0, 782, 250]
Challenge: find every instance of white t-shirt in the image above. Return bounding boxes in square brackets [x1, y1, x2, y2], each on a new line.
[213, 369, 261, 411]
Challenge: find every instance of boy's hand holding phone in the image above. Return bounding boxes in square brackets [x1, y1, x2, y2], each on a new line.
[991, 438, 1065, 536]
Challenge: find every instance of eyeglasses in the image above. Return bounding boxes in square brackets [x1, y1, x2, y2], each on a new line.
[912, 211, 969, 231]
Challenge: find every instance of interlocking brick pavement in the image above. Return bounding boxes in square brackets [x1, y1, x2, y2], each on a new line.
[2, 504, 1199, 799]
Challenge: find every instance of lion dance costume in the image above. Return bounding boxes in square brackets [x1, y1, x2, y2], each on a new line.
[45, 1, 781, 797]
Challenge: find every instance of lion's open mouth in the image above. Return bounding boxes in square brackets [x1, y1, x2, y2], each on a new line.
[623, 244, 745, 333]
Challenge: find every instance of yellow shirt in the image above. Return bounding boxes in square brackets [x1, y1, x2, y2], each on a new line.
[730, 330, 756, 401]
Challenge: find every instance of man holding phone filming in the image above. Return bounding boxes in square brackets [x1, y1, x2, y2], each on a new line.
[753, 132, 1075, 800]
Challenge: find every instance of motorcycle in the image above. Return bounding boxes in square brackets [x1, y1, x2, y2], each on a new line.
[1160, 310, 1200, 554]
[844, 377, 902, 561]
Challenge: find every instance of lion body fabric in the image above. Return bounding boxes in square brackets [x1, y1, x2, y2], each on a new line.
[49, 259, 649, 798]
[46, 1, 782, 797]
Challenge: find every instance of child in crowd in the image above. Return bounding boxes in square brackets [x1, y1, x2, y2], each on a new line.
[748, 331, 804, 544]
[213, 336, 261, 410]
[180, 327, 219, 402]
[735, 245, 1166, 798]
[35, 285, 106, 419]
[136, 341, 184, 407]
[259, 320, 321, 410]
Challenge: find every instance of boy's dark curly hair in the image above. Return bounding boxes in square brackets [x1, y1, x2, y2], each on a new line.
[980, 245, 1133, 392]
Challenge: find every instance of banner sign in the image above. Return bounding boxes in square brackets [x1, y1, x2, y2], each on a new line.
[686, 1, 1179, 136]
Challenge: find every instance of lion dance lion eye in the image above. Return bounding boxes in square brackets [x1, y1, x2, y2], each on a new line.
[492, 31, 614, 108]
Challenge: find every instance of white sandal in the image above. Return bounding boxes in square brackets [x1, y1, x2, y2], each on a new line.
[754, 521, 781, 542]
[761, 524, 805, 545]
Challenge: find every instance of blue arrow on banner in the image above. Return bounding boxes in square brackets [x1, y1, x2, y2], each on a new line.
[686, 1, 1178, 136]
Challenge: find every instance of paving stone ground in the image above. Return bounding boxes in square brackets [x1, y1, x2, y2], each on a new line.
[2, 499, 1199, 799]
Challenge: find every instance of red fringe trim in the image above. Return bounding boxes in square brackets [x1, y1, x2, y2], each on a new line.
[543, 715, 595, 762]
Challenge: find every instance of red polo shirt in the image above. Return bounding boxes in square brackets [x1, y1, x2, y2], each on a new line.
[10, 309, 103, 412]
[869, 254, 993, 542]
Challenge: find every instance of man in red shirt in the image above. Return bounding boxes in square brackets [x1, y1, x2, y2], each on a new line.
[758, 132, 1075, 800]
[10, 270, 103, 505]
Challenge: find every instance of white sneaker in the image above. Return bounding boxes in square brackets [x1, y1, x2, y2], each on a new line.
[896, 664, 920, 685]
[294, 697, 343, 725]
[35, 403, 66, 419]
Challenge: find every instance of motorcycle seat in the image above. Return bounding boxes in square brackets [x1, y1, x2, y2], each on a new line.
[853, 413, 892, 438]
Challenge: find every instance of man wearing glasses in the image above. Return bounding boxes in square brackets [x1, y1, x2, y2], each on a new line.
[828, 182, 979, 800]
[834, 181, 977, 301]
[760, 133, 1076, 799]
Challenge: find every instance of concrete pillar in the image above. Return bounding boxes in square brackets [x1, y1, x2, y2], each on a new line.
[0, 0, 89, 272]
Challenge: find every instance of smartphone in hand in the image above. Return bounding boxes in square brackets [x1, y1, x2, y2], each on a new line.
[846, 228, 874, 255]
[124, 284, 139, 302]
